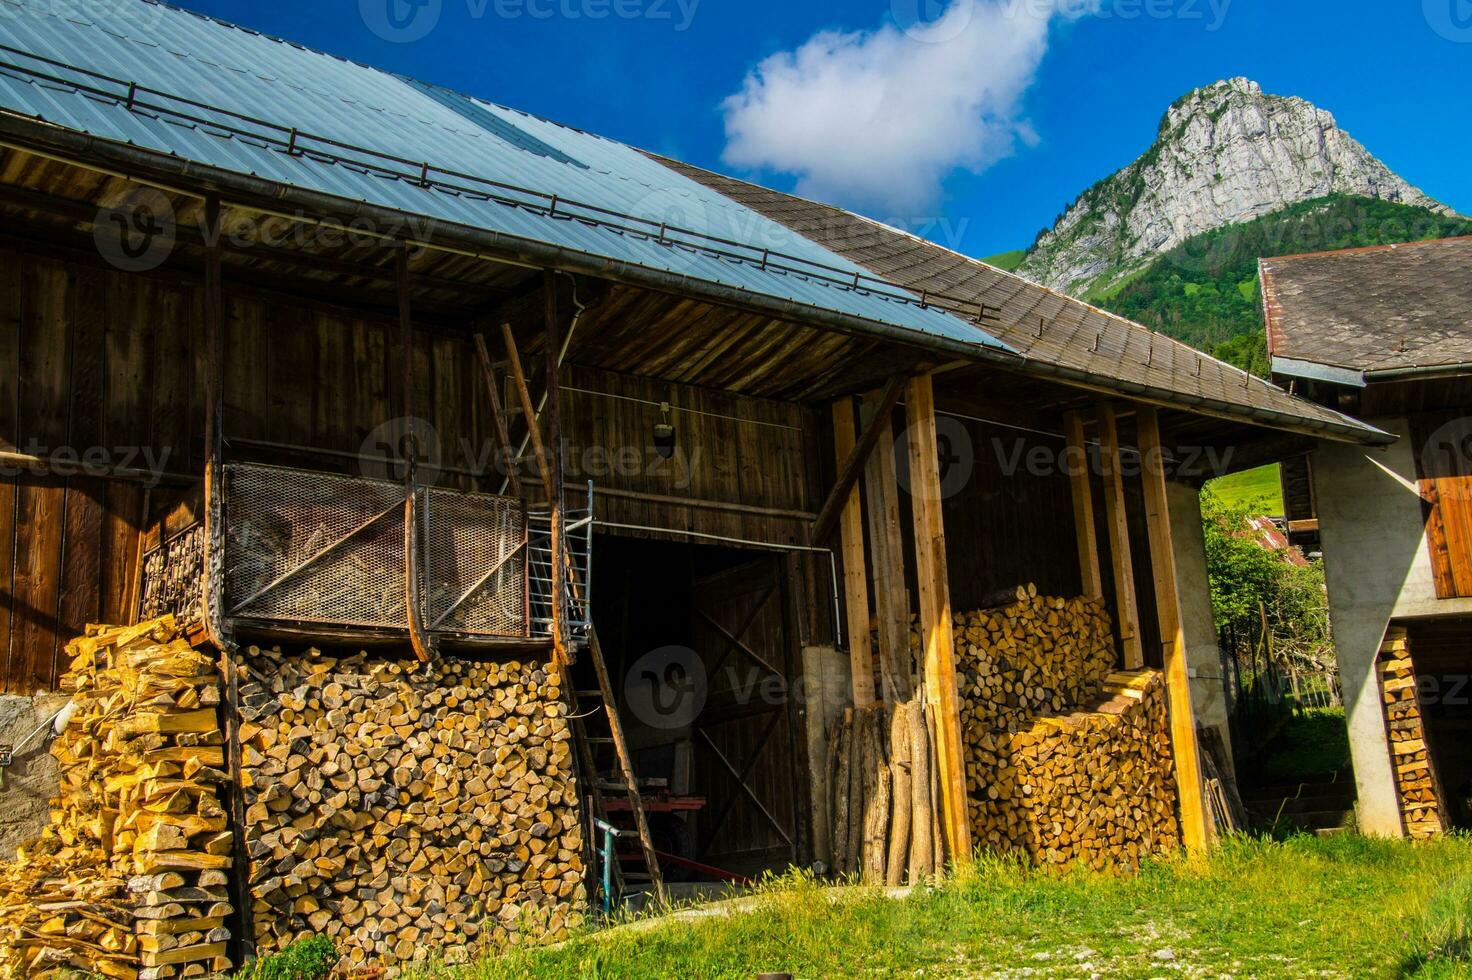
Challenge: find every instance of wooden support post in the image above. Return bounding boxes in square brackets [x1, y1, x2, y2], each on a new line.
[398, 246, 432, 663]
[501, 322, 555, 499]
[543, 270, 568, 662]
[904, 373, 972, 866]
[812, 376, 906, 543]
[1137, 405, 1212, 852]
[1097, 403, 1143, 670]
[831, 397, 875, 709]
[1063, 411, 1103, 600]
[200, 195, 229, 650]
[473, 332, 522, 498]
[861, 390, 912, 704]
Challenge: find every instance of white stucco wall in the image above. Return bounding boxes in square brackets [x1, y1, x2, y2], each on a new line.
[1313, 416, 1472, 836]
[1167, 481, 1234, 776]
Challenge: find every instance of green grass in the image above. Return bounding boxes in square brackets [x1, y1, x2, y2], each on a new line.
[417, 835, 1472, 978]
[981, 249, 1026, 271]
[1208, 463, 1284, 515]
[1256, 707, 1352, 783]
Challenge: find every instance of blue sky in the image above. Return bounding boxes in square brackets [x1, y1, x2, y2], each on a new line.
[171, 0, 1471, 259]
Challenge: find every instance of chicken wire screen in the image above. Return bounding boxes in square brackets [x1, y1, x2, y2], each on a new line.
[223, 463, 527, 637]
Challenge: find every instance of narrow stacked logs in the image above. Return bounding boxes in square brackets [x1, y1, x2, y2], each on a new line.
[1379, 633, 1445, 839]
[826, 696, 943, 885]
[235, 647, 586, 972]
[966, 671, 1180, 870]
[0, 619, 233, 979]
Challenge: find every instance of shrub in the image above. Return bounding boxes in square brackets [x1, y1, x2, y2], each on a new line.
[237, 936, 340, 980]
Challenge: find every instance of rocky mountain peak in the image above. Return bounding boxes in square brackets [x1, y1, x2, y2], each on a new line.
[1015, 79, 1453, 297]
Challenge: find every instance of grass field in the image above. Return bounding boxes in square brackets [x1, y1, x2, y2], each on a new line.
[417, 835, 1472, 979]
[981, 249, 1026, 271]
[1208, 463, 1284, 515]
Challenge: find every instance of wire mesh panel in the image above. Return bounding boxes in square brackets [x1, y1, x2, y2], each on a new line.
[222, 463, 529, 638]
[224, 463, 408, 629]
[421, 486, 527, 638]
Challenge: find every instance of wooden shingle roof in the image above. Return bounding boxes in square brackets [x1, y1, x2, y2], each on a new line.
[655, 155, 1386, 444]
[1261, 237, 1472, 375]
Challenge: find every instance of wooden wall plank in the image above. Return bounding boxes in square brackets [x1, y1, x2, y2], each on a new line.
[904, 373, 972, 866]
[55, 477, 104, 674]
[1064, 411, 1103, 599]
[10, 478, 64, 692]
[860, 391, 911, 704]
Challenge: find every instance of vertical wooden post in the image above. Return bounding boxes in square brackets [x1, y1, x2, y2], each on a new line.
[200, 196, 228, 649]
[904, 373, 972, 866]
[1137, 405, 1212, 852]
[1063, 411, 1103, 600]
[544, 270, 567, 662]
[398, 246, 432, 663]
[861, 391, 913, 705]
[831, 397, 875, 708]
[1097, 403, 1143, 670]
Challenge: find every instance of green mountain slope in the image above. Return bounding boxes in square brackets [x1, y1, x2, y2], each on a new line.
[1091, 195, 1472, 373]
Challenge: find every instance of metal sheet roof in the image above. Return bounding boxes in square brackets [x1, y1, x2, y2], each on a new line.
[0, 0, 1010, 351]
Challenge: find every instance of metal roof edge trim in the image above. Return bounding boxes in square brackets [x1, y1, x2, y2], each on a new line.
[1271, 356, 1367, 389]
[0, 112, 1392, 446]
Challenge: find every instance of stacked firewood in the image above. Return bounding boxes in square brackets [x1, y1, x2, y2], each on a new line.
[826, 696, 945, 886]
[948, 586, 1116, 739]
[967, 670, 1180, 869]
[235, 647, 586, 972]
[0, 619, 233, 980]
[1379, 633, 1444, 839]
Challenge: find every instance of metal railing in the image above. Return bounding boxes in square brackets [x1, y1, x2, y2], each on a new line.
[528, 484, 595, 645]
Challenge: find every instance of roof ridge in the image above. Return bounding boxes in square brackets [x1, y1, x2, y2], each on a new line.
[1261, 235, 1472, 266]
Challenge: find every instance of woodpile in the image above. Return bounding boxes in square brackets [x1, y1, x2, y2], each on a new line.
[1379, 631, 1445, 839]
[966, 670, 1181, 870]
[825, 694, 945, 885]
[235, 647, 586, 972]
[0, 618, 234, 980]
[948, 586, 1116, 738]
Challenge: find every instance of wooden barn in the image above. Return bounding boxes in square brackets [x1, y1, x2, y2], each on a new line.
[0, 0, 1392, 973]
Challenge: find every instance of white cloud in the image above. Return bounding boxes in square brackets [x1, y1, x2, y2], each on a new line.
[720, 0, 1084, 213]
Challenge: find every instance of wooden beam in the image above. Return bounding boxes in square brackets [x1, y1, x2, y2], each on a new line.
[472, 332, 522, 499]
[812, 375, 906, 542]
[200, 194, 229, 650]
[904, 373, 972, 866]
[398, 246, 433, 663]
[1137, 405, 1212, 852]
[544, 270, 568, 662]
[860, 391, 912, 704]
[831, 397, 876, 709]
[1097, 402, 1143, 670]
[1063, 411, 1103, 600]
[501, 321, 555, 499]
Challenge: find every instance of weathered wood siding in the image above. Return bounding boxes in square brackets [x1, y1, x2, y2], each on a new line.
[0, 247, 496, 693]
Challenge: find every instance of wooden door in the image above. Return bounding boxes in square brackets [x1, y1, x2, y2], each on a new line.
[690, 557, 804, 875]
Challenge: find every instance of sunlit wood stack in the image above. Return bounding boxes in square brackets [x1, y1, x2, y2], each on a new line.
[0, 618, 233, 980]
[826, 695, 945, 886]
[966, 669, 1180, 870]
[948, 586, 1116, 738]
[1379, 634, 1445, 839]
[235, 647, 586, 972]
